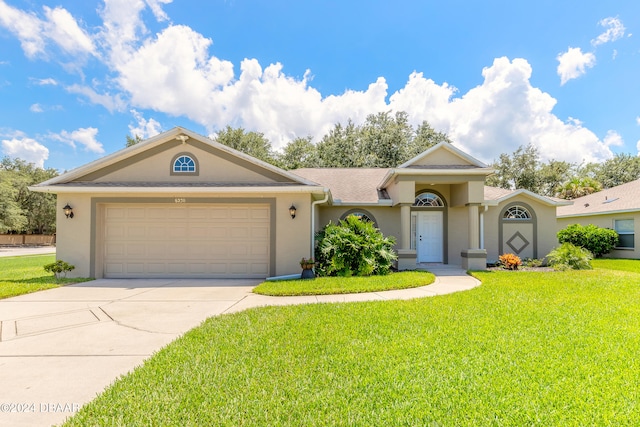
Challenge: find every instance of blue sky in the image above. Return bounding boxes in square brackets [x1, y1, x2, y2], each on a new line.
[0, 0, 638, 172]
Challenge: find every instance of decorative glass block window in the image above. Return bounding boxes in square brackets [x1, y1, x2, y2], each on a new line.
[173, 155, 196, 173]
[414, 192, 444, 207]
[614, 219, 634, 249]
[503, 205, 531, 220]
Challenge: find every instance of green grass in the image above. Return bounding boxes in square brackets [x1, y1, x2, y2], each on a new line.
[0, 255, 91, 299]
[253, 271, 436, 296]
[593, 258, 640, 273]
[65, 266, 640, 426]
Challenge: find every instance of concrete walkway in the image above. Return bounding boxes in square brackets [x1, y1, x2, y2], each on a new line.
[0, 268, 479, 427]
[0, 246, 55, 258]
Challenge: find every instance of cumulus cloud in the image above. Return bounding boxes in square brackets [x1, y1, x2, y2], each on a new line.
[557, 47, 596, 85]
[50, 127, 104, 153]
[592, 17, 625, 46]
[1, 136, 49, 167]
[0, 0, 94, 59]
[129, 109, 162, 138]
[30, 103, 44, 113]
[66, 84, 126, 112]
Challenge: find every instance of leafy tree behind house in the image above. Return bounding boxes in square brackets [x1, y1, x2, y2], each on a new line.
[215, 126, 277, 165]
[0, 157, 58, 234]
[126, 134, 144, 147]
[578, 153, 640, 189]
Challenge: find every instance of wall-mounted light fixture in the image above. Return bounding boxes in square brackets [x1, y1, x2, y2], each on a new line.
[63, 204, 74, 219]
[289, 204, 297, 219]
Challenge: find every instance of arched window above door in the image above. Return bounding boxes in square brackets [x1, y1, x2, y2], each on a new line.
[414, 192, 445, 207]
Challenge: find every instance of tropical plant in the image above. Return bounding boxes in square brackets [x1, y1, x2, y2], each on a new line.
[557, 224, 618, 257]
[43, 260, 76, 280]
[555, 177, 602, 200]
[314, 215, 397, 277]
[499, 253, 522, 270]
[546, 243, 592, 270]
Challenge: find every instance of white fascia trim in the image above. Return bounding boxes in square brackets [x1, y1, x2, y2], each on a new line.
[29, 185, 328, 195]
[558, 208, 640, 218]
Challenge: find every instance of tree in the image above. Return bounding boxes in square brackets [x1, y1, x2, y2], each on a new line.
[407, 120, 453, 159]
[578, 153, 640, 189]
[0, 157, 58, 234]
[126, 134, 143, 147]
[486, 144, 541, 192]
[316, 120, 362, 167]
[555, 177, 602, 200]
[359, 111, 413, 167]
[215, 126, 276, 164]
[277, 136, 318, 170]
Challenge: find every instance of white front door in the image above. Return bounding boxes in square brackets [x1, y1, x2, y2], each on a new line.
[417, 211, 443, 263]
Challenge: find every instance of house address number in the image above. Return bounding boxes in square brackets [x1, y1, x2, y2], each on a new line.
[174, 198, 187, 203]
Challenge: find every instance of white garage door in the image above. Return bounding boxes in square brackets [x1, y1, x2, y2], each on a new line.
[103, 203, 270, 278]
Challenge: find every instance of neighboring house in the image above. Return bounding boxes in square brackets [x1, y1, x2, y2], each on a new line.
[30, 127, 570, 279]
[557, 180, 640, 259]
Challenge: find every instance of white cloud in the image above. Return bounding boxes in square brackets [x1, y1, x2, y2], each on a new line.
[51, 127, 104, 153]
[43, 6, 95, 55]
[32, 77, 58, 86]
[1, 136, 49, 167]
[66, 84, 126, 112]
[0, 0, 45, 58]
[129, 109, 162, 138]
[557, 47, 596, 85]
[0, 1, 94, 59]
[636, 116, 640, 126]
[592, 17, 625, 46]
[603, 130, 624, 147]
[145, 0, 172, 22]
[392, 57, 614, 164]
[30, 103, 44, 113]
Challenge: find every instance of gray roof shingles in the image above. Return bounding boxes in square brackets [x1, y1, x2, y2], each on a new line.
[557, 179, 640, 217]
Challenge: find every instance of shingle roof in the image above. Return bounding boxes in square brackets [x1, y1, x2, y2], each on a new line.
[557, 179, 640, 217]
[484, 186, 516, 200]
[292, 168, 390, 203]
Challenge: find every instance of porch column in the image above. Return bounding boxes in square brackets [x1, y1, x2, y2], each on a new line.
[400, 204, 411, 249]
[397, 203, 417, 270]
[461, 203, 486, 270]
[467, 203, 480, 249]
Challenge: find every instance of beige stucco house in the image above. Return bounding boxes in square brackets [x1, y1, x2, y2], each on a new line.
[31, 127, 570, 279]
[557, 180, 639, 258]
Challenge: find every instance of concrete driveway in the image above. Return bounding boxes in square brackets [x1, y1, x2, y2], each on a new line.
[0, 278, 260, 427]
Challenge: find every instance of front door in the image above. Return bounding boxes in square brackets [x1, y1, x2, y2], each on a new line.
[417, 211, 443, 263]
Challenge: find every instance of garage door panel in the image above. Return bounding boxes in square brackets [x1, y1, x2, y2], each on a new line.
[103, 203, 270, 278]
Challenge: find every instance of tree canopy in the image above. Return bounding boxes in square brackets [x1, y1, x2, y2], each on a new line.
[0, 157, 58, 234]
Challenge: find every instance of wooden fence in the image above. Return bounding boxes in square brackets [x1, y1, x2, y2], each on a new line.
[0, 234, 56, 246]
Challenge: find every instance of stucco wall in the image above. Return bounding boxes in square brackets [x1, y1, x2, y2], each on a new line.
[483, 197, 560, 263]
[558, 213, 639, 259]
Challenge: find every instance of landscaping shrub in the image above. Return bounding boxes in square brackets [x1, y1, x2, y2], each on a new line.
[44, 260, 75, 280]
[499, 253, 522, 270]
[546, 243, 593, 270]
[315, 215, 397, 277]
[557, 223, 618, 257]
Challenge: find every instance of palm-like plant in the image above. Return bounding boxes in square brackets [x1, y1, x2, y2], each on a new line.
[555, 177, 602, 200]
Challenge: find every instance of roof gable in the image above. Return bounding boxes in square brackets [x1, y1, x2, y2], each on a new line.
[36, 127, 315, 187]
[399, 142, 488, 169]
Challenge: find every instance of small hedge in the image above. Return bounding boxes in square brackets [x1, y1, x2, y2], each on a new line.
[557, 224, 618, 258]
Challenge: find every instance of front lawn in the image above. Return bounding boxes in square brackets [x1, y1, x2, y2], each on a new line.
[592, 258, 640, 273]
[65, 267, 640, 426]
[0, 255, 91, 299]
[253, 271, 435, 296]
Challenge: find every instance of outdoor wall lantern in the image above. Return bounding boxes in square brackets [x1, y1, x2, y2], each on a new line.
[289, 204, 297, 219]
[63, 204, 74, 219]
